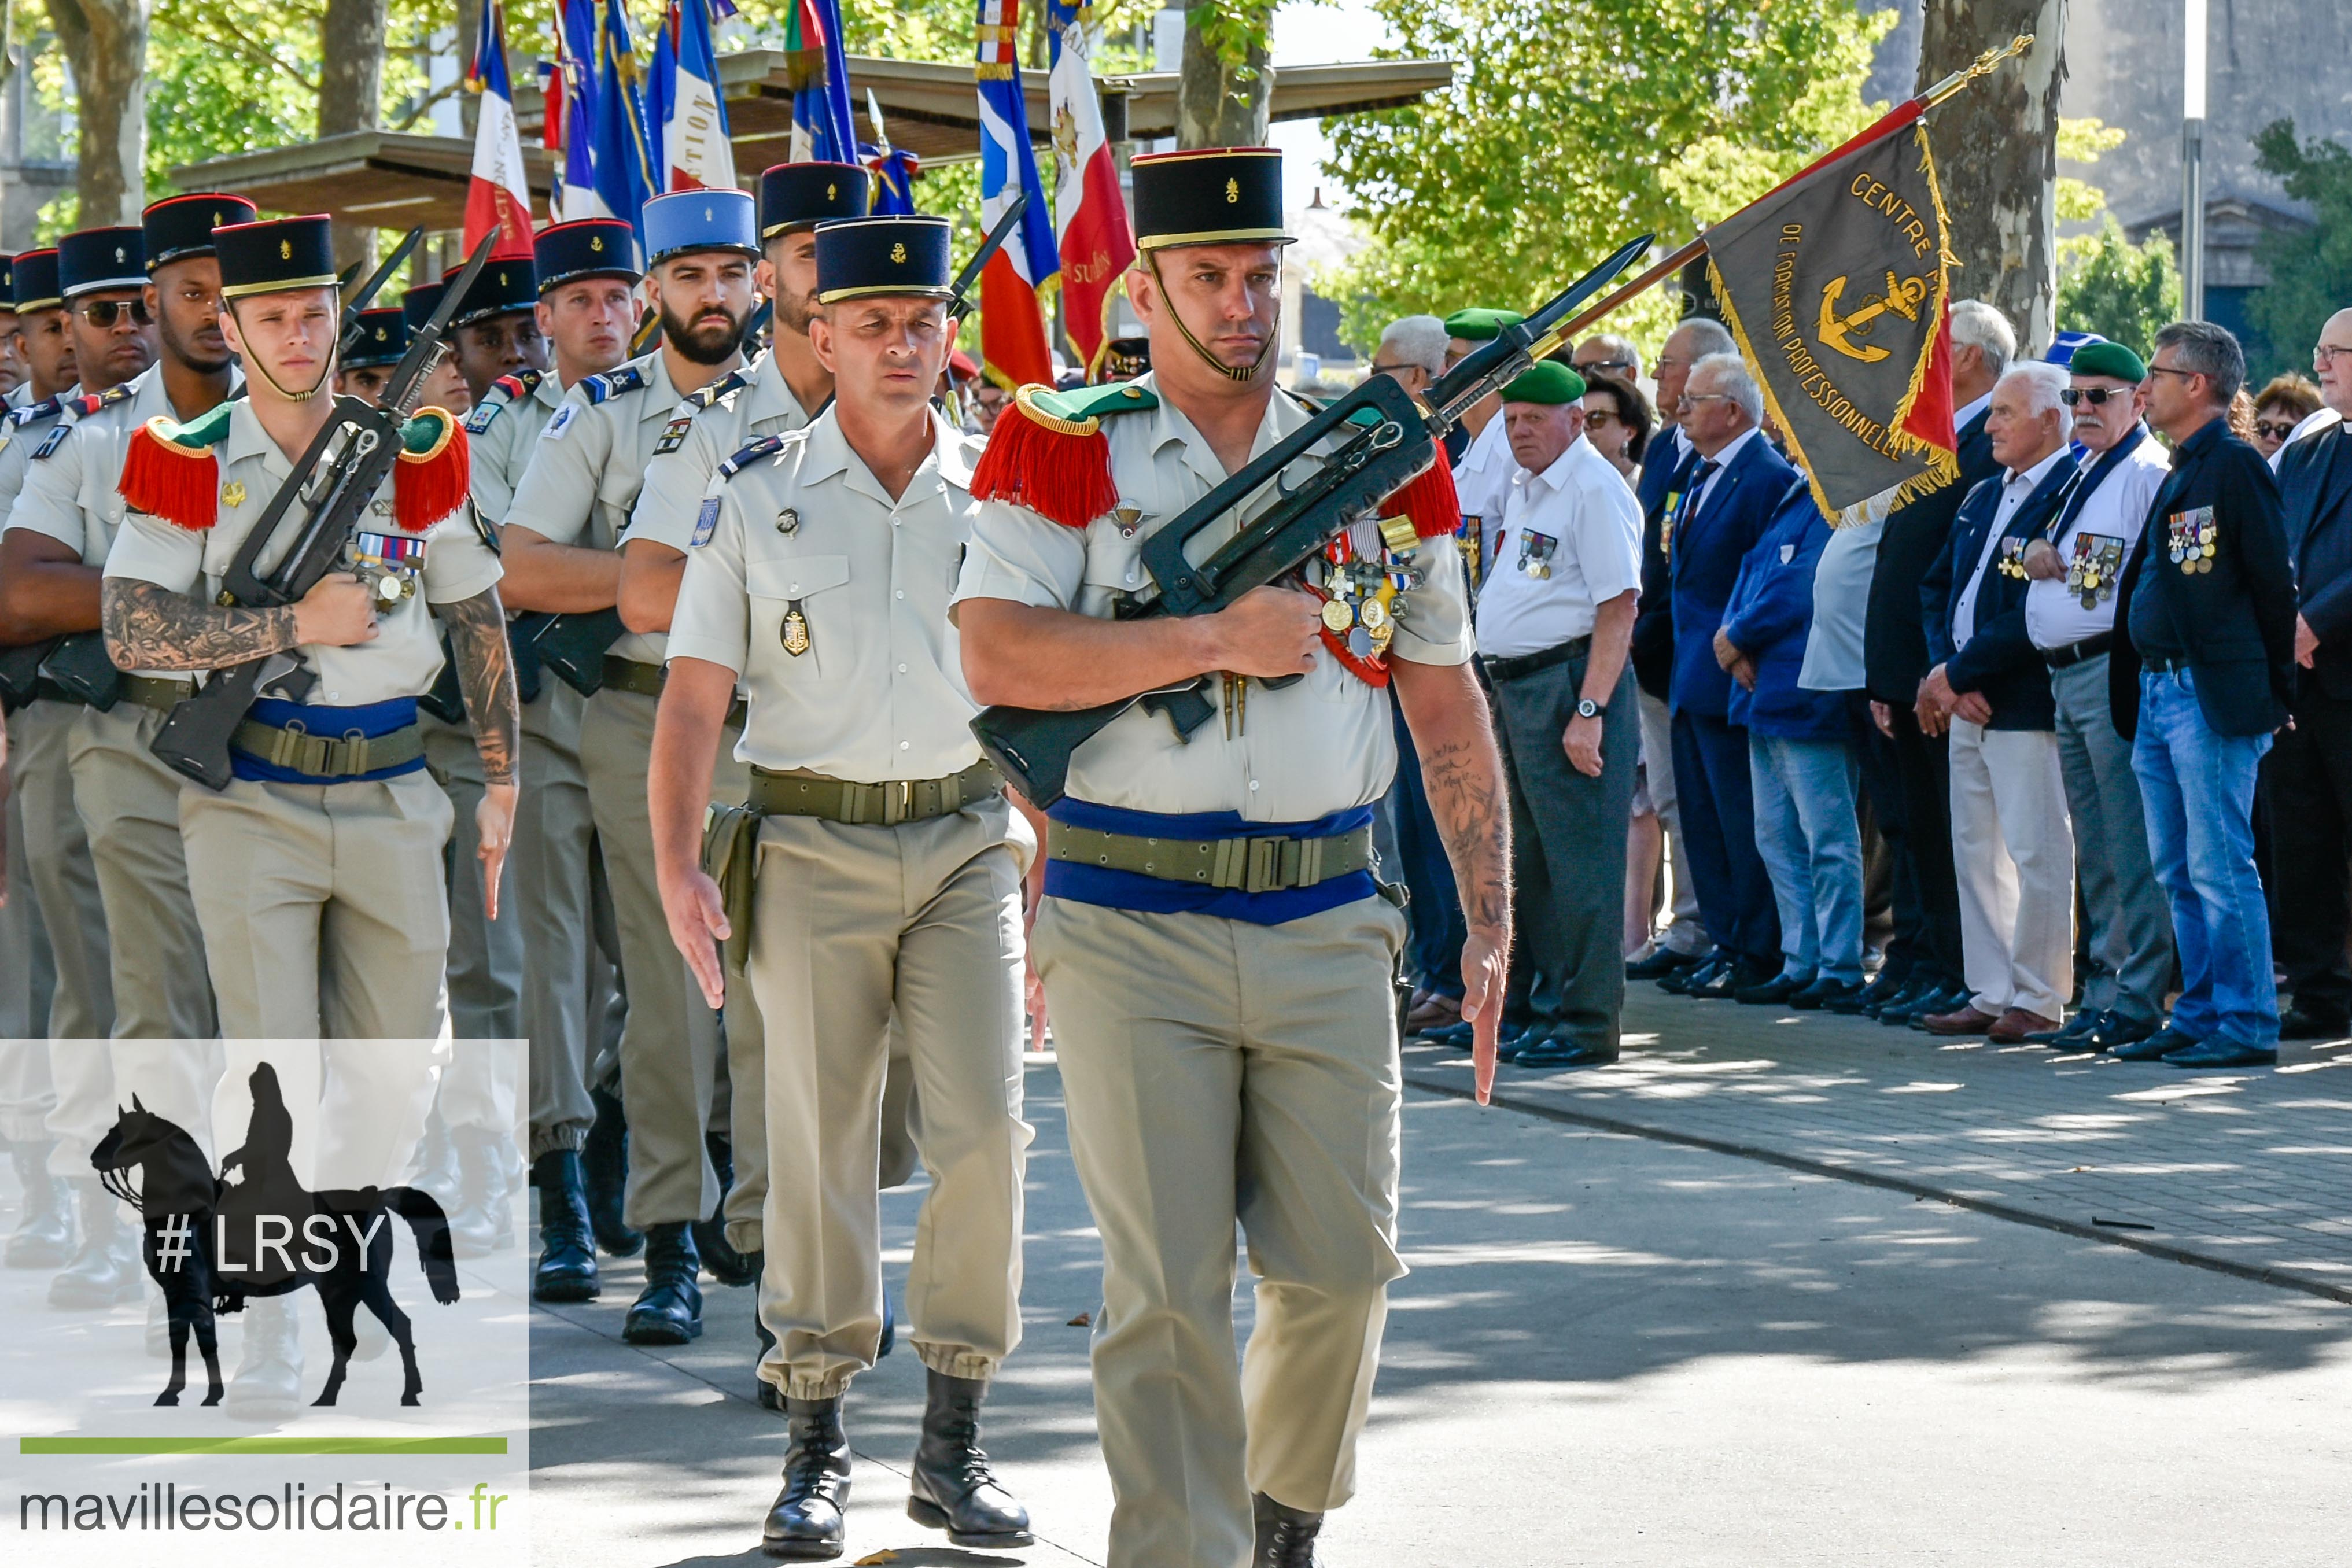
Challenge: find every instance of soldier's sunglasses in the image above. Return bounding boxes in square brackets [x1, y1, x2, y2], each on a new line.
[78, 298, 152, 329]
[2059, 386, 2128, 407]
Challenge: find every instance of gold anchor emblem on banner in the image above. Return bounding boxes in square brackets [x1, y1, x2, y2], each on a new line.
[1816, 271, 1931, 364]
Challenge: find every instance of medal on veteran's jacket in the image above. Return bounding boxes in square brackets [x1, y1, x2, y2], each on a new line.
[1997, 536, 2029, 578]
[2067, 532, 2124, 608]
[2168, 506, 2218, 574]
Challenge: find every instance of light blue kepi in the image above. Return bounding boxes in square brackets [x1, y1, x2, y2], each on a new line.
[642, 187, 761, 265]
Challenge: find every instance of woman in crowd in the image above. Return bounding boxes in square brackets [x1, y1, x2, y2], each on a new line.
[2253, 372, 2324, 459]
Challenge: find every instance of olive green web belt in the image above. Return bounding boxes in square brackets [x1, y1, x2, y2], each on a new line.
[230, 718, 426, 779]
[747, 760, 1004, 827]
[1045, 820, 1376, 894]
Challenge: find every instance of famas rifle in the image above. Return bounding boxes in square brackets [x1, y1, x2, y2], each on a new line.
[968, 231, 1654, 807]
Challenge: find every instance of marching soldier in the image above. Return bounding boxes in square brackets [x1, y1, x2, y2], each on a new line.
[0, 225, 160, 1310]
[3, 197, 249, 1174]
[504, 190, 764, 1345]
[653, 212, 1033, 1562]
[475, 216, 642, 1300]
[953, 149, 1513, 1567]
[98, 213, 519, 1411]
[625, 163, 923, 1285]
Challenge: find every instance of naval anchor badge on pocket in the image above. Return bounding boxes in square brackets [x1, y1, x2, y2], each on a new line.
[2167, 506, 2218, 575]
[2067, 533, 2125, 608]
[1996, 536, 2030, 580]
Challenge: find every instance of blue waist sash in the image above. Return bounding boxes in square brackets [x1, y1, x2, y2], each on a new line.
[1044, 798, 1378, 926]
[233, 695, 426, 785]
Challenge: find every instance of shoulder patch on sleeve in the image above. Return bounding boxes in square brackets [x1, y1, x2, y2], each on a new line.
[581, 365, 647, 405]
[654, 414, 695, 456]
[32, 423, 71, 459]
[543, 403, 580, 441]
[690, 496, 722, 547]
[719, 433, 787, 479]
[463, 400, 504, 435]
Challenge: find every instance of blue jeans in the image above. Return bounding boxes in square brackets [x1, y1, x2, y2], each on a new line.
[2132, 669, 2277, 1047]
[1748, 732, 1866, 984]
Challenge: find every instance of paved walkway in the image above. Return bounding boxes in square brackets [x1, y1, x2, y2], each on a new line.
[1407, 986, 2352, 1302]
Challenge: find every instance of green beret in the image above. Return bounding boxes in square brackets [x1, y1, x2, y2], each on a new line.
[2070, 341, 2147, 383]
[1443, 307, 1525, 342]
[1501, 360, 1586, 405]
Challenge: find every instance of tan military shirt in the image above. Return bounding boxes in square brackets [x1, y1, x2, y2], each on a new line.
[463, 368, 566, 525]
[104, 400, 503, 706]
[669, 408, 983, 781]
[504, 351, 693, 666]
[0, 381, 86, 525]
[952, 372, 1474, 821]
[631, 351, 816, 556]
[6, 366, 238, 681]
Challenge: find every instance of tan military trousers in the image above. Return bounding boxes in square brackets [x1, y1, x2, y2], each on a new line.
[750, 799, 1030, 1400]
[423, 714, 525, 1043]
[1035, 894, 1410, 1568]
[516, 683, 603, 1158]
[13, 699, 113, 1041]
[68, 700, 215, 1040]
[179, 769, 454, 1041]
[0, 776, 57, 1138]
[580, 685, 764, 1234]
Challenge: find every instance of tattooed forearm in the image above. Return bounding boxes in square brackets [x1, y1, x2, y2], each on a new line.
[1420, 733, 1512, 932]
[102, 578, 299, 673]
[441, 587, 521, 784]
[1392, 656, 1512, 935]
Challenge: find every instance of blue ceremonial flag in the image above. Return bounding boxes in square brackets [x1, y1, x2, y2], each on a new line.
[787, 0, 857, 165]
[550, 0, 604, 220]
[591, 0, 657, 253]
[860, 90, 918, 216]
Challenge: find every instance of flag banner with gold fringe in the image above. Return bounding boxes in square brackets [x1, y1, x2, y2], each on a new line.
[1705, 105, 1959, 526]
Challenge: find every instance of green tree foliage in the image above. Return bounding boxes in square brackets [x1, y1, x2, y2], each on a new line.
[1315, 0, 1894, 354]
[2055, 219, 2181, 353]
[2247, 119, 2352, 380]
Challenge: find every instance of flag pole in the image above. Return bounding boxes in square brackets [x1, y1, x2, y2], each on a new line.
[1535, 32, 2037, 353]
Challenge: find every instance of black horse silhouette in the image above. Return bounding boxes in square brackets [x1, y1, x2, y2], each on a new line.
[88, 1065, 461, 1408]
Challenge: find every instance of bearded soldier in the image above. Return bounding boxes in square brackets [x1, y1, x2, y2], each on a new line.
[953, 148, 1512, 1568]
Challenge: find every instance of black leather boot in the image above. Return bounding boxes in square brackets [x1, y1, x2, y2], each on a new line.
[1253, 1492, 1324, 1567]
[906, 1368, 1032, 1548]
[761, 1396, 850, 1560]
[6, 1142, 74, 1268]
[581, 1085, 642, 1258]
[49, 1179, 141, 1308]
[530, 1150, 599, 1303]
[622, 1221, 702, 1344]
[693, 1131, 760, 1287]
[447, 1125, 515, 1259]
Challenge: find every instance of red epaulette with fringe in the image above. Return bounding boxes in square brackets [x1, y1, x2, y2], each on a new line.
[119, 411, 230, 530]
[392, 409, 471, 534]
[969, 382, 1155, 529]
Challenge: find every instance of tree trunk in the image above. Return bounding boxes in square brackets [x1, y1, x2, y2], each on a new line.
[46, 0, 148, 225]
[1178, 2, 1271, 149]
[320, 0, 388, 268]
[1916, 0, 2070, 352]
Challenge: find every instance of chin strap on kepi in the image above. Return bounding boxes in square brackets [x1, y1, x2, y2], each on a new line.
[1147, 253, 1280, 384]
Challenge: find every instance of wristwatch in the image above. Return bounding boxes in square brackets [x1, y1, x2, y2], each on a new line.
[1575, 697, 1605, 721]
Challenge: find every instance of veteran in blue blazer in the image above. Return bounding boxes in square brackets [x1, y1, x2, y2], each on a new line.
[1664, 352, 1797, 995]
[1913, 363, 2080, 1043]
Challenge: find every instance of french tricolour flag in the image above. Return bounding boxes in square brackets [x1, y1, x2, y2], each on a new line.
[465, 0, 537, 259]
[975, 0, 1061, 390]
[1046, 1, 1134, 377]
[657, 0, 736, 191]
